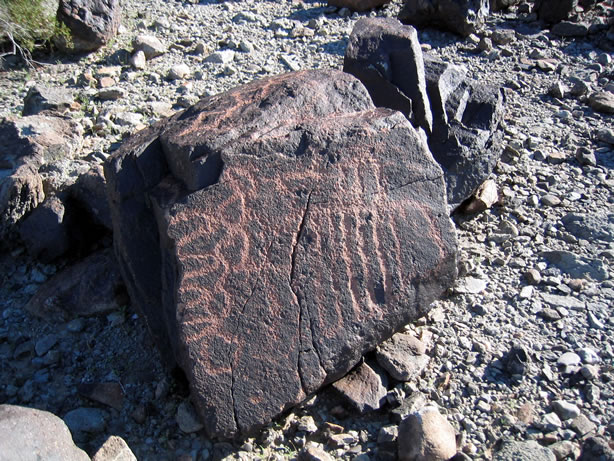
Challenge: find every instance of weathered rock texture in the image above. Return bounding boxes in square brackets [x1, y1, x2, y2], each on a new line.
[57, 0, 122, 52]
[106, 69, 458, 438]
[344, 18, 505, 206]
[398, 0, 490, 37]
[0, 404, 90, 461]
[344, 18, 433, 134]
[0, 115, 83, 240]
[425, 57, 505, 205]
[25, 248, 125, 319]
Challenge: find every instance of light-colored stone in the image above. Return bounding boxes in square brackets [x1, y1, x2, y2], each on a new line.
[92, 435, 137, 461]
[132, 34, 167, 59]
[493, 440, 555, 461]
[0, 405, 89, 461]
[398, 406, 457, 461]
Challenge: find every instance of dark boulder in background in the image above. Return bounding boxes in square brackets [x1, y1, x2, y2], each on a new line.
[398, 0, 490, 37]
[57, 0, 122, 52]
[105, 69, 458, 438]
[344, 18, 505, 207]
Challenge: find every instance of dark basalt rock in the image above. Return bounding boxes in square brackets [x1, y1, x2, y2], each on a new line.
[24, 248, 125, 319]
[57, 0, 122, 52]
[426, 69, 505, 205]
[105, 69, 458, 438]
[490, 0, 520, 12]
[344, 19, 505, 207]
[398, 0, 490, 37]
[534, 0, 578, 24]
[19, 195, 71, 262]
[344, 18, 432, 134]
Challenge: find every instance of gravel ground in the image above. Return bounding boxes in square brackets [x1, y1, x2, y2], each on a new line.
[0, 0, 613, 460]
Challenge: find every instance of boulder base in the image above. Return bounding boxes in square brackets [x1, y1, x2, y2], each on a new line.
[105, 69, 457, 438]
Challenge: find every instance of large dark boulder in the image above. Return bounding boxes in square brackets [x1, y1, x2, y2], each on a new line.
[534, 0, 577, 23]
[344, 19, 505, 207]
[398, 0, 490, 37]
[57, 0, 122, 52]
[344, 18, 433, 134]
[105, 69, 458, 438]
[424, 57, 505, 205]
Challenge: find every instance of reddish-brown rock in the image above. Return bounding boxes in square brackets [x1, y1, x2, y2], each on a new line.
[105, 69, 457, 438]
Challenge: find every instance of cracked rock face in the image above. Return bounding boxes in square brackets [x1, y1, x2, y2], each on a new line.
[105, 69, 458, 438]
[57, 0, 122, 52]
[344, 19, 505, 206]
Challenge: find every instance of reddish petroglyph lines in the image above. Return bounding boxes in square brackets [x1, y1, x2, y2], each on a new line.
[342, 211, 365, 322]
[375, 205, 402, 303]
[404, 198, 447, 265]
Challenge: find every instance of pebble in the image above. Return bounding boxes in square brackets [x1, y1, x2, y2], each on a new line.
[397, 406, 456, 461]
[541, 194, 561, 206]
[577, 347, 599, 364]
[63, 407, 107, 435]
[552, 400, 581, 421]
[132, 34, 167, 59]
[204, 50, 235, 64]
[130, 50, 146, 70]
[168, 64, 191, 80]
[570, 414, 596, 436]
[557, 352, 581, 374]
[34, 334, 58, 356]
[176, 400, 204, 433]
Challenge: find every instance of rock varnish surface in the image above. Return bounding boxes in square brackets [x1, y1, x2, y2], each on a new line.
[106, 69, 457, 437]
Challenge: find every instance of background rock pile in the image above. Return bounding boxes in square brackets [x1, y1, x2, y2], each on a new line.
[0, 0, 613, 460]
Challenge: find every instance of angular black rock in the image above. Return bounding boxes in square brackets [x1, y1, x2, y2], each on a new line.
[57, 0, 122, 52]
[105, 69, 458, 438]
[534, 0, 578, 23]
[344, 18, 433, 134]
[344, 19, 505, 206]
[398, 0, 490, 37]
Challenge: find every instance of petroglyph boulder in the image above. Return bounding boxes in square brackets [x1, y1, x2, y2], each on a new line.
[105, 69, 457, 438]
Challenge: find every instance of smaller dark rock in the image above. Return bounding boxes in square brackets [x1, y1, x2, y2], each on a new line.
[534, 0, 577, 23]
[332, 361, 388, 414]
[589, 92, 614, 114]
[490, 0, 520, 11]
[19, 195, 71, 262]
[24, 248, 125, 319]
[552, 22, 589, 37]
[63, 407, 107, 437]
[578, 437, 614, 461]
[504, 344, 530, 378]
[78, 382, 124, 410]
